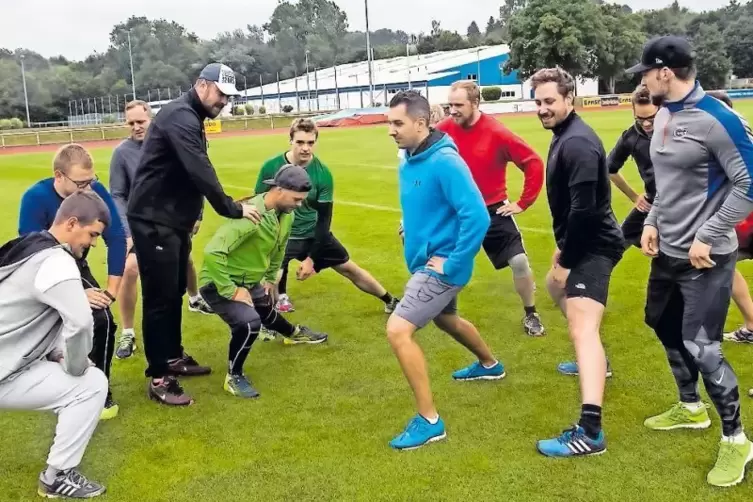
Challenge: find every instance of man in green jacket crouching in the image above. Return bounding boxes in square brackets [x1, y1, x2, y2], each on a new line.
[199, 165, 328, 398]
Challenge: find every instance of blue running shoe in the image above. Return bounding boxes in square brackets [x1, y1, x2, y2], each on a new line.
[557, 360, 613, 378]
[537, 425, 607, 457]
[452, 361, 506, 381]
[389, 414, 446, 450]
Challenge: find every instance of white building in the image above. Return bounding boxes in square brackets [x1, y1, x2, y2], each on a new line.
[240, 45, 599, 114]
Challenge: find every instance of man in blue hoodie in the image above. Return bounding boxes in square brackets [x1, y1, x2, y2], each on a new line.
[385, 90, 505, 451]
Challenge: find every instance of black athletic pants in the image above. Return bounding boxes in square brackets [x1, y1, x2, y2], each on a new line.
[128, 218, 189, 378]
[645, 252, 742, 436]
[77, 259, 116, 399]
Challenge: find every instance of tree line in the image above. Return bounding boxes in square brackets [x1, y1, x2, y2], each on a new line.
[1, 0, 751, 124]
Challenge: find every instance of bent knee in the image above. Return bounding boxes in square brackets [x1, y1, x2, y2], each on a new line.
[683, 338, 723, 373]
[509, 253, 532, 279]
[386, 319, 413, 346]
[82, 367, 108, 395]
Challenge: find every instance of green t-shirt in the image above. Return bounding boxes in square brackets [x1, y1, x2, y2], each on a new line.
[255, 153, 334, 239]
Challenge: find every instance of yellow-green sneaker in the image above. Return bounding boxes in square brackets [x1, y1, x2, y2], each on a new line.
[99, 397, 119, 421]
[223, 374, 260, 399]
[282, 325, 328, 345]
[707, 437, 753, 487]
[644, 402, 711, 431]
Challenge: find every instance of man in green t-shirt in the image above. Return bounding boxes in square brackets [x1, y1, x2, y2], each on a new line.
[199, 165, 328, 399]
[255, 118, 399, 319]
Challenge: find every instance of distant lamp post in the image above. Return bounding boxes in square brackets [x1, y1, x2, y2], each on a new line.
[20, 55, 31, 127]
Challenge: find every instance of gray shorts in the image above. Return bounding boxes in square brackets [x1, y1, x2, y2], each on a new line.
[393, 271, 462, 328]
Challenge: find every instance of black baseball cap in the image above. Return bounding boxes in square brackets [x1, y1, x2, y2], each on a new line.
[262, 164, 312, 192]
[625, 36, 695, 74]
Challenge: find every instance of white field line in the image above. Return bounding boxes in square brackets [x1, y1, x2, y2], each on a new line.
[223, 183, 550, 235]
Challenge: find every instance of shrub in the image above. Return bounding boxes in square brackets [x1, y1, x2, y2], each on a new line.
[259, 105, 267, 115]
[0, 119, 12, 130]
[233, 105, 246, 116]
[9, 118, 24, 129]
[102, 115, 117, 124]
[282, 105, 294, 113]
[481, 86, 502, 102]
[245, 103, 254, 115]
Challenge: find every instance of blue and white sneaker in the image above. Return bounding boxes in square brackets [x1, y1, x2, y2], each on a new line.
[389, 414, 446, 450]
[537, 425, 607, 457]
[557, 360, 613, 378]
[452, 361, 506, 381]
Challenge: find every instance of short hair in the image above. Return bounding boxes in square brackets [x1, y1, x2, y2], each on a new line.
[429, 105, 445, 125]
[632, 85, 652, 106]
[125, 99, 152, 116]
[707, 90, 733, 108]
[389, 90, 430, 123]
[289, 118, 319, 141]
[450, 80, 481, 104]
[53, 144, 93, 175]
[530, 67, 576, 98]
[671, 65, 696, 82]
[53, 190, 111, 228]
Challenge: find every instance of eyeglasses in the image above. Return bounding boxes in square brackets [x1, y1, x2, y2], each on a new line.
[61, 171, 98, 189]
[635, 113, 657, 125]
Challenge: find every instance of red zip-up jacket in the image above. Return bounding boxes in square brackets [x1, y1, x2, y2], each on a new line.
[436, 114, 544, 209]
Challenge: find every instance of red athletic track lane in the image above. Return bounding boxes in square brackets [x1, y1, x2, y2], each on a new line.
[0, 106, 625, 157]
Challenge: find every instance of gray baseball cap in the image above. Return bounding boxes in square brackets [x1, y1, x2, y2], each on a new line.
[198, 63, 240, 96]
[263, 164, 312, 192]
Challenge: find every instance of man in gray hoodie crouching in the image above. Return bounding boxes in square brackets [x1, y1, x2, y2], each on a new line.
[0, 190, 111, 499]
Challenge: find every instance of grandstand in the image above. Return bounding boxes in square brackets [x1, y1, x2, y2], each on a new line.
[240, 45, 600, 114]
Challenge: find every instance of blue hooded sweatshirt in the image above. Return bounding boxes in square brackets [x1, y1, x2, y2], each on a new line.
[399, 130, 490, 286]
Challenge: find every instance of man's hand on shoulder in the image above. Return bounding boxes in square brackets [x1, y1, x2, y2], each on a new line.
[242, 203, 261, 223]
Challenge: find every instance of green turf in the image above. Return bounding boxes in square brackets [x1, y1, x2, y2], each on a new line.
[2, 105, 753, 501]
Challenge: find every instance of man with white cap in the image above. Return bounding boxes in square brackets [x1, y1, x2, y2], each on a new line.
[127, 62, 261, 406]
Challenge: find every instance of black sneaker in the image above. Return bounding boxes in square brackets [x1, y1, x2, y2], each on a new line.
[38, 469, 106, 498]
[723, 327, 753, 343]
[384, 297, 400, 314]
[283, 325, 329, 345]
[148, 376, 194, 406]
[523, 312, 545, 337]
[168, 353, 212, 377]
[188, 295, 214, 315]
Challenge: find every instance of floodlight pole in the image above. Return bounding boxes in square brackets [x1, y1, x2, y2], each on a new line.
[364, 0, 375, 107]
[127, 30, 137, 99]
[20, 55, 31, 127]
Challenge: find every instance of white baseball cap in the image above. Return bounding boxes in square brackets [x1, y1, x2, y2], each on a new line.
[198, 63, 240, 96]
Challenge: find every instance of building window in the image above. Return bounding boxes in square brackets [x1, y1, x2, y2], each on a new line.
[467, 74, 477, 81]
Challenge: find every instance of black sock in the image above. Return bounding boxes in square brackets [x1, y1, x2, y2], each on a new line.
[524, 305, 537, 315]
[228, 324, 259, 375]
[256, 303, 296, 337]
[579, 404, 602, 439]
[380, 292, 394, 304]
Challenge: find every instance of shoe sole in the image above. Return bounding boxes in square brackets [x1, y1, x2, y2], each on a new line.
[453, 372, 507, 381]
[38, 486, 107, 498]
[536, 445, 607, 457]
[283, 338, 328, 345]
[392, 432, 447, 451]
[724, 336, 753, 344]
[224, 385, 260, 399]
[645, 419, 712, 431]
[147, 390, 194, 406]
[188, 306, 213, 315]
[709, 442, 753, 487]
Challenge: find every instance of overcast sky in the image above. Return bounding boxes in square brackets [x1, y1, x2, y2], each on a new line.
[0, 0, 726, 61]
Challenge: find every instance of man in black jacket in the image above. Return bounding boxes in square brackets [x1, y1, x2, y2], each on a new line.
[607, 84, 657, 249]
[127, 62, 259, 406]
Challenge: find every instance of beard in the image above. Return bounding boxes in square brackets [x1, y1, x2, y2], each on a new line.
[651, 94, 665, 107]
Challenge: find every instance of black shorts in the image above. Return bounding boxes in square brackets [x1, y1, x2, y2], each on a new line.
[644, 252, 735, 334]
[283, 233, 350, 272]
[621, 208, 648, 249]
[565, 253, 620, 306]
[482, 201, 527, 269]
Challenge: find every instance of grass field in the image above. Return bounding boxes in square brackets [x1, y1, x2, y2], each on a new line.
[2, 104, 753, 501]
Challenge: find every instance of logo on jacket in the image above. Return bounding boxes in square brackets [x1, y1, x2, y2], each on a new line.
[673, 126, 688, 138]
[414, 180, 421, 187]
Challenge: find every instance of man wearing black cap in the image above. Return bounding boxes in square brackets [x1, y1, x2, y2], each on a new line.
[127, 62, 261, 406]
[199, 165, 328, 399]
[627, 35, 753, 487]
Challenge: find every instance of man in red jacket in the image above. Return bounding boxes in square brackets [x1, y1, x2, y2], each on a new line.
[437, 80, 545, 336]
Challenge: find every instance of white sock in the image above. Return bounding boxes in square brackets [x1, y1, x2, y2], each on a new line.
[482, 360, 499, 369]
[423, 414, 440, 425]
[42, 466, 60, 484]
[122, 328, 135, 336]
[682, 401, 704, 413]
[189, 294, 200, 303]
[723, 431, 748, 445]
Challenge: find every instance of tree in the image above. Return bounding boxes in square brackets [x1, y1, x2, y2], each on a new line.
[640, 0, 695, 38]
[467, 21, 482, 45]
[724, 15, 753, 77]
[693, 23, 732, 89]
[593, 4, 646, 93]
[505, 0, 607, 79]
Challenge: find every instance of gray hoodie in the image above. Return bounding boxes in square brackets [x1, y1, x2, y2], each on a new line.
[646, 83, 753, 258]
[0, 232, 94, 383]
